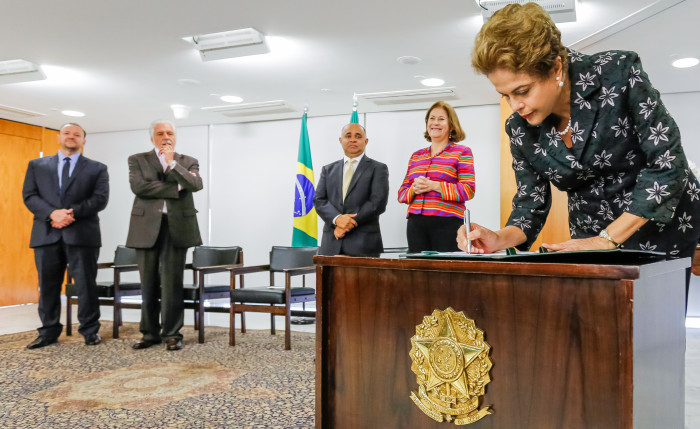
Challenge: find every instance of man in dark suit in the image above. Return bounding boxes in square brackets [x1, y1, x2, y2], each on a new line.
[22, 123, 109, 349]
[314, 123, 389, 256]
[126, 119, 202, 351]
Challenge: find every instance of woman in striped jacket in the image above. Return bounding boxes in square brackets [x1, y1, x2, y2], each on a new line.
[398, 101, 476, 252]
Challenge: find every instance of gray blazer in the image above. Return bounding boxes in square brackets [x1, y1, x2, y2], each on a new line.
[125, 150, 203, 249]
[314, 155, 389, 256]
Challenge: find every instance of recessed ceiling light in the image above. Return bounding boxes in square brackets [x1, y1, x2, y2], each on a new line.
[61, 110, 85, 117]
[220, 95, 243, 103]
[397, 56, 422, 65]
[672, 57, 699, 68]
[420, 78, 445, 87]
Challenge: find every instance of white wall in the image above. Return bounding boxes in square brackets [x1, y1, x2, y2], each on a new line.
[85, 106, 502, 270]
[661, 91, 700, 166]
[662, 91, 700, 317]
[82, 93, 700, 313]
[365, 105, 502, 245]
[84, 124, 209, 280]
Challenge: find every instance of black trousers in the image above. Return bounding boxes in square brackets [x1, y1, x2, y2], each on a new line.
[136, 216, 187, 342]
[407, 214, 463, 253]
[34, 240, 100, 339]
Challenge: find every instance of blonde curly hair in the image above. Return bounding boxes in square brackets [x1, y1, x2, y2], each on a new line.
[471, 3, 567, 79]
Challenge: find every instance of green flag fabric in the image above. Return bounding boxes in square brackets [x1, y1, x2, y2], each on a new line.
[292, 113, 318, 246]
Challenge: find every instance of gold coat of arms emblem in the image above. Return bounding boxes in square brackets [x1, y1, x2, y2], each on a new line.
[409, 307, 492, 425]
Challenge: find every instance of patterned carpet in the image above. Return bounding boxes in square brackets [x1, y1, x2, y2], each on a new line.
[0, 323, 315, 428]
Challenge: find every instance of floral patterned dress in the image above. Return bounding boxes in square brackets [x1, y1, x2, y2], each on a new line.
[505, 49, 700, 259]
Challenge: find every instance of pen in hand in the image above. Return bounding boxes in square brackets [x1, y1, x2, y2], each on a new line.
[464, 208, 471, 254]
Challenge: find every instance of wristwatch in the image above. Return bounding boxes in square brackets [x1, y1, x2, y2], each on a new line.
[598, 229, 621, 248]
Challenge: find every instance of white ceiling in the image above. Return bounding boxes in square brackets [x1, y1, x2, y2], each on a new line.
[0, 0, 698, 133]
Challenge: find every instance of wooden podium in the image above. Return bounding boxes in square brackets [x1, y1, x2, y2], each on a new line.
[314, 255, 688, 429]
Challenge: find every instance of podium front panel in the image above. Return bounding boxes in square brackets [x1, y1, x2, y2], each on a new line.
[314, 256, 687, 429]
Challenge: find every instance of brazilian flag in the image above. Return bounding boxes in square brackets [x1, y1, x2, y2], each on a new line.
[350, 108, 359, 124]
[292, 113, 318, 246]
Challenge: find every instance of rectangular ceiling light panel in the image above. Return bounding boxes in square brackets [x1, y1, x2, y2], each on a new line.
[0, 103, 46, 117]
[184, 28, 269, 61]
[201, 100, 295, 117]
[0, 59, 46, 84]
[477, 0, 576, 23]
[357, 87, 457, 105]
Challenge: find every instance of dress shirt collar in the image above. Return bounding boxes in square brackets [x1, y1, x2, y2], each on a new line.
[343, 152, 365, 165]
[57, 151, 81, 164]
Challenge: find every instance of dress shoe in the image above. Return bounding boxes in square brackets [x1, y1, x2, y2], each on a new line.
[166, 338, 183, 351]
[26, 336, 57, 349]
[84, 333, 102, 346]
[132, 339, 161, 350]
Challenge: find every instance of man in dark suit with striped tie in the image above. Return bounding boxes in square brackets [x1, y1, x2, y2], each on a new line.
[22, 123, 109, 349]
[314, 123, 389, 256]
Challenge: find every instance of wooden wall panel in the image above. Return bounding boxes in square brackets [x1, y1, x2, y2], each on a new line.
[0, 126, 41, 306]
[0, 120, 43, 140]
[0, 119, 63, 307]
[499, 99, 516, 230]
[41, 127, 59, 156]
[499, 99, 570, 250]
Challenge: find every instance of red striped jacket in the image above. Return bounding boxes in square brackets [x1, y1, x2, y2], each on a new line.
[397, 143, 475, 218]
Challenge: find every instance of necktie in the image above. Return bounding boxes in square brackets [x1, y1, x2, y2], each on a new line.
[342, 159, 356, 202]
[61, 157, 71, 190]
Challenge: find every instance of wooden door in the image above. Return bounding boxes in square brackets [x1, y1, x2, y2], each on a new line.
[499, 99, 569, 250]
[0, 120, 44, 306]
[41, 127, 59, 156]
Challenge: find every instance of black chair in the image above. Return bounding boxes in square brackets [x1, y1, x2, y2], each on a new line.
[229, 246, 317, 350]
[65, 245, 141, 339]
[183, 246, 243, 343]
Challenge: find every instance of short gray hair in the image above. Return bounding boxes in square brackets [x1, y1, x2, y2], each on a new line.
[149, 119, 176, 137]
[341, 123, 367, 137]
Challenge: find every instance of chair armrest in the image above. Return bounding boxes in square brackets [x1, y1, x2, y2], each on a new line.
[228, 264, 271, 275]
[194, 264, 243, 275]
[282, 266, 316, 277]
[113, 264, 140, 273]
[97, 262, 114, 269]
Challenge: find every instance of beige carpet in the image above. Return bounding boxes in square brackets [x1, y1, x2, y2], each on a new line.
[0, 323, 315, 428]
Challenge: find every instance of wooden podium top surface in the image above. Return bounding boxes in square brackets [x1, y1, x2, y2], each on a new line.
[315, 252, 689, 281]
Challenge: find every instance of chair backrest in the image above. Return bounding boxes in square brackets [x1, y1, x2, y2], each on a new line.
[114, 245, 138, 266]
[269, 246, 318, 272]
[192, 246, 242, 268]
